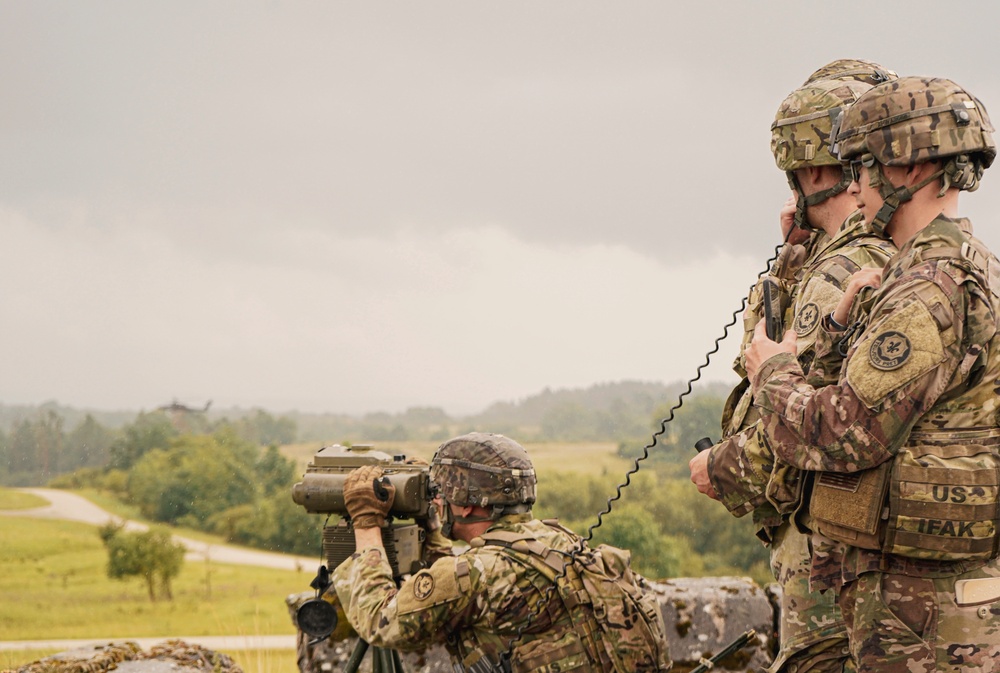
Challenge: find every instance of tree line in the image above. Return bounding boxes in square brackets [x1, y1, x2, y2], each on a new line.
[0, 380, 735, 459]
[2, 384, 772, 587]
[0, 408, 296, 486]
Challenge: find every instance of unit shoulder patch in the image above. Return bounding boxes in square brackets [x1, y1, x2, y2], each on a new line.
[869, 331, 912, 370]
[396, 558, 463, 615]
[846, 296, 947, 408]
[794, 302, 821, 336]
[792, 276, 844, 347]
[412, 573, 435, 600]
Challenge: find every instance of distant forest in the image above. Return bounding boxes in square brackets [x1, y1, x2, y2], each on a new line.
[0, 379, 734, 485]
[0, 380, 773, 583]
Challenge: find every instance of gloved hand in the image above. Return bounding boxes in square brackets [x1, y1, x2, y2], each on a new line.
[344, 465, 395, 529]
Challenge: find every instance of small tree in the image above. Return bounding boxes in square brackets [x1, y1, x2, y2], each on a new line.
[98, 523, 185, 601]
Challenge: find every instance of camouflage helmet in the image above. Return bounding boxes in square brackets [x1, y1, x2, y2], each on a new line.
[835, 76, 996, 172]
[835, 76, 996, 232]
[803, 58, 897, 86]
[772, 74, 896, 229]
[772, 77, 880, 171]
[430, 433, 537, 515]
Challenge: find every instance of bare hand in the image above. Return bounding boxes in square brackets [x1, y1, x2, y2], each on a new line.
[746, 320, 797, 385]
[688, 449, 718, 500]
[833, 268, 882, 326]
[780, 195, 810, 245]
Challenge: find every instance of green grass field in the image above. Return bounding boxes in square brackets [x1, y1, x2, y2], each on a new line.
[0, 441, 649, 673]
[0, 489, 48, 510]
[0, 496, 307, 673]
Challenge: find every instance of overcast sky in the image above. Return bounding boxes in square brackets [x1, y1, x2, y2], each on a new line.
[2, 1, 999, 415]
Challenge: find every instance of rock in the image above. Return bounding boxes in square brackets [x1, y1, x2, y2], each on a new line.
[656, 576, 777, 672]
[8, 641, 243, 673]
[292, 576, 777, 672]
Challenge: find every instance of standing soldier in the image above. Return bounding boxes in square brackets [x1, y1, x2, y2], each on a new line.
[746, 76, 1000, 672]
[690, 59, 897, 673]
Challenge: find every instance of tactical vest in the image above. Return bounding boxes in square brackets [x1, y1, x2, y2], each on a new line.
[457, 521, 671, 673]
[720, 232, 894, 537]
[811, 235, 1000, 562]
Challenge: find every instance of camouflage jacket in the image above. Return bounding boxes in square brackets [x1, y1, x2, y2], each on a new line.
[709, 212, 895, 527]
[752, 216, 1000, 581]
[332, 514, 599, 672]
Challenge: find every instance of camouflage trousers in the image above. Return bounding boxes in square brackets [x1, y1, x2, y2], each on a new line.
[839, 560, 1000, 673]
[767, 522, 850, 673]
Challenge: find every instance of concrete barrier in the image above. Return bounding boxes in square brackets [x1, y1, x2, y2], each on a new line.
[290, 576, 778, 672]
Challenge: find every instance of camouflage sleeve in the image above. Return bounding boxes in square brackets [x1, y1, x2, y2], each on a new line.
[804, 314, 849, 387]
[706, 425, 771, 517]
[788, 266, 847, 372]
[332, 546, 479, 651]
[804, 269, 884, 387]
[733, 275, 768, 379]
[333, 545, 538, 652]
[753, 273, 969, 473]
[710, 251, 867, 513]
[424, 529, 456, 564]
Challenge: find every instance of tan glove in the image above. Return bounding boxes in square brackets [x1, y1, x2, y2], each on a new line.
[344, 465, 395, 529]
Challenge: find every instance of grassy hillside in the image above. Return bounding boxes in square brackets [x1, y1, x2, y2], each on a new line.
[0, 501, 307, 673]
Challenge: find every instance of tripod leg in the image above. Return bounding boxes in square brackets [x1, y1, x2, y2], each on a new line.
[375, 647, 394, 672]
[343, 639, 369, 673]
[390, 648, 404, 672]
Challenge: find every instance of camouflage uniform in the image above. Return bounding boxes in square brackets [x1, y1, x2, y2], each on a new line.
[707, 64, 897, 673]
[333, 514, 603, 672]
[335, 433, 670, 673]
[712, 211, 894, 673]
[752, 77, 1000, 673]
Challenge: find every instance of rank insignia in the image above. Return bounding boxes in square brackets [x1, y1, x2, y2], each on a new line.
[869, 330, 911, 370]
[794, 302, 820, 336]
[412, 572, 435, 600]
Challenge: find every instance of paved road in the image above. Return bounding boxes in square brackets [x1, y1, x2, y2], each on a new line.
[1, 488, 317, 652]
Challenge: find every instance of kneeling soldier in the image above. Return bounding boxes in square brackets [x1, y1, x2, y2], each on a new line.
[333, 432, 672, 673]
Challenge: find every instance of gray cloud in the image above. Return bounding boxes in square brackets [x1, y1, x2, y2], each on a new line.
[2, 1, 999, 413]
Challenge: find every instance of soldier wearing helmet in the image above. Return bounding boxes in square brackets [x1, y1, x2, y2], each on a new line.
[689, 59, 896, 673]
[746, 76, 1000, 672]
[332, 432, 671, 673]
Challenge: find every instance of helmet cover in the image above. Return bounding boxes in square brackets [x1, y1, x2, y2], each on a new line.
[835, 76, 996, 176]
[803, 58, 897, 86]
[772, 78, 881, 171]
[430, 433, 537, 511]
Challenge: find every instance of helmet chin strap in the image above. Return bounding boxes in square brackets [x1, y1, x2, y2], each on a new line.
[439, 505, 493, 540]
[439, 502, 532, 539]
[785, 165, 853, 230]
[867, 161, 946, 235]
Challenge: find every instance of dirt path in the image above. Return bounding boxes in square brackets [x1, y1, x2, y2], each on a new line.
[1, 488, 318, 571]
[1, 488, 318, 653]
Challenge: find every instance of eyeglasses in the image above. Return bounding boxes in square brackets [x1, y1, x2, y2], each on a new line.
[849, 153, 876, 183]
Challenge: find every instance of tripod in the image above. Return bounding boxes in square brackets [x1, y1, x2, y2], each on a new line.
[343, 639, 405, 673]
